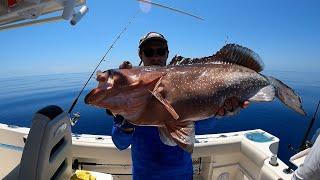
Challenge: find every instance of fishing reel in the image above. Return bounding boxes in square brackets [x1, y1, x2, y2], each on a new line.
[70, 112, 81, 126]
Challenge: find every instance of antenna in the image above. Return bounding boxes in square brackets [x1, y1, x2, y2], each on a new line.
[224, 35, 229, 45]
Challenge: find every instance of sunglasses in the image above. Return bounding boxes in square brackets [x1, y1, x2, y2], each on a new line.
[143, 48, 167, 57]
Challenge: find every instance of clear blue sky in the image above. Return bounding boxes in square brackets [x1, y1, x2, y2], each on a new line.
[1, 0, 319, 76]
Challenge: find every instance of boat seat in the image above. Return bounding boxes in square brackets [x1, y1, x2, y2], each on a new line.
[4, 105, 114, 180]
[4, 105, 73, 180]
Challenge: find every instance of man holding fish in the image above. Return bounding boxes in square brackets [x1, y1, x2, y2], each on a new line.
[85, 32, 305, 179]
[101, 32, 251, 179]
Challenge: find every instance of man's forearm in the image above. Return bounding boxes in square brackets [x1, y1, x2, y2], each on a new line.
[111, 125, 134, 150]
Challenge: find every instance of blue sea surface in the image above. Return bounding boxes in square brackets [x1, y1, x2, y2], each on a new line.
[0, 70, 319, 165]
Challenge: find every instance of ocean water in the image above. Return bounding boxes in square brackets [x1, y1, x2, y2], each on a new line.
[0, 70, 319, 165]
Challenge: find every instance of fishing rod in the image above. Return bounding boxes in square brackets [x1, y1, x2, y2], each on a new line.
[68, 10, 140, 115]
[285, 100, 320, 173]
[299, 100, 320, 151]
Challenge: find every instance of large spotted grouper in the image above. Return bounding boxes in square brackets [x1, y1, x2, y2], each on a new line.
[85, 44, 306, 153]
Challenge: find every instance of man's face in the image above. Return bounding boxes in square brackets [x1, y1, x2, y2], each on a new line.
[140, 41, 168, 67]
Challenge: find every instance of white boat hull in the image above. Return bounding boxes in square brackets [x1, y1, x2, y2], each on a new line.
[0, 123, 294, 180]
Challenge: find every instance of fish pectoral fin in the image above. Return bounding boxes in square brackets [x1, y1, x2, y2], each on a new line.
[158, 127, 177, 146]
[152, 75, 164, 92]
[127, 74, 165, 90]
[249, 85, 275, 102]
[149, 90, 179, 120]
[164, 121, 195, 153]
[149, 74, 179, 119]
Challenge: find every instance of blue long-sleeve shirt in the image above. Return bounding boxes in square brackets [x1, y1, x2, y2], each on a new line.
[112, 125, 193, 180]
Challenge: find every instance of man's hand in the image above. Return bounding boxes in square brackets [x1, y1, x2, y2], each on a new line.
[106, 109, 134, 133]
[216, 97, 250, 117]
[119, 61, 132, 69]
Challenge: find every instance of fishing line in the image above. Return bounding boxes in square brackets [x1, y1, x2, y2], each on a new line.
[137, 0, 204, 21]
[68, 10, 140, 114]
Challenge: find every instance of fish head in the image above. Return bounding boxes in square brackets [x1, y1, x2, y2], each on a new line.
[85, 69, 137, 107]
[84, 67, 166, 119]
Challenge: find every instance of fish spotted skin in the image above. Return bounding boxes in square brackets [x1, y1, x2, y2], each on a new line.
[85, 44, 306, 153]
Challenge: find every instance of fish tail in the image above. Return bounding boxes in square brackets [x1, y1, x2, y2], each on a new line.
[268, 76, 306, 116]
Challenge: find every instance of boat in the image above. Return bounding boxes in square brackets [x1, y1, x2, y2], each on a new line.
[0, 105, 297, 179]
[0, 0, 87, 31]
[0, 1, 314, 179]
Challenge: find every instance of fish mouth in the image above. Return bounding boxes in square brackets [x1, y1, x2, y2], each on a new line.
[84, 88, 102, 104]
[84, 85, 116, 105]
[84, 70, 114, 105]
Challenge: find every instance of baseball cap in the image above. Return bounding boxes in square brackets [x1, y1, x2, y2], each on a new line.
[139, 32, 168, 48]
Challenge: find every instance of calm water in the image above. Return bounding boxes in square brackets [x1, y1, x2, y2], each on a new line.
[0, 70, 319, 165]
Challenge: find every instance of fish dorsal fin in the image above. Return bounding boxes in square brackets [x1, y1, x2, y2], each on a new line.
[214, 44, 264, 72]
[169, 44, 264, 72]
[169, 55, 215, 66]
